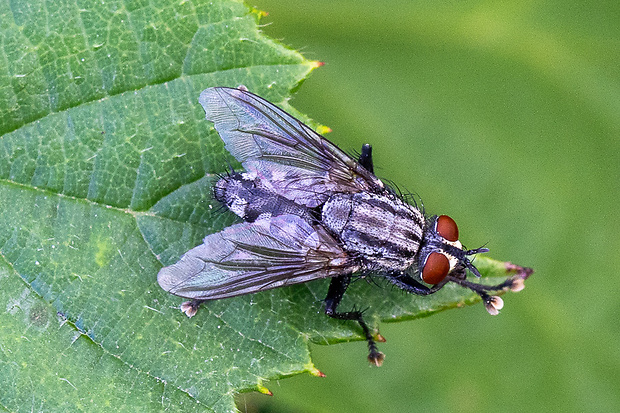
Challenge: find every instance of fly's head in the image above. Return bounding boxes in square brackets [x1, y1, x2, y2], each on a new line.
[418, 215, 489, 285]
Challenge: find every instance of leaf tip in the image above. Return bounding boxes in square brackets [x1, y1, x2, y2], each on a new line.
[316, 125, 332, 134]
[306, 364, 326, 377]
[256, 383, 273, 396]
[505, 262, 534, 280]
[310, 60, 325, 68]
[249, 7, 269, 19]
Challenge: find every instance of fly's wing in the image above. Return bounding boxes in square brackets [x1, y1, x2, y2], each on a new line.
[199, 87, 385, 208]
[157, 215, 359, 300]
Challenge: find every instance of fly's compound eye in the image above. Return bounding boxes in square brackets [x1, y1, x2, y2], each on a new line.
[422, 252, 450, 285]
[437, 215, 459, 242]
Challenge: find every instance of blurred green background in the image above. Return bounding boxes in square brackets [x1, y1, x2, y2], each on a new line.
[240, 1, 620, 412]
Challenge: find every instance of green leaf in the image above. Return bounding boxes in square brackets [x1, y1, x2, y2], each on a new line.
[0, 0, 530, 411]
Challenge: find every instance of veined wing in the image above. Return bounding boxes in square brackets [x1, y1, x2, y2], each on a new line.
[199, 87, 385, 208]
[157, 215, 359, 300]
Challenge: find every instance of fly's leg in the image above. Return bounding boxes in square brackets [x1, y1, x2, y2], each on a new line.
[446, 271, 527, 315]
[179, 299, 207, 318]
[387, 272, 505, 314]
[390, 267, 529, 316]
[324, 275, 385, 366]
[386, 273, 449, 295]
[448, 276, 514, 294]
[358, 144, 374, 173]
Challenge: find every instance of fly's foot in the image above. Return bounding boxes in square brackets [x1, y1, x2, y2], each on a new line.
[368, 349, 385, 367]
[180, 299, 206, 318]
[483, 295, 504, 316]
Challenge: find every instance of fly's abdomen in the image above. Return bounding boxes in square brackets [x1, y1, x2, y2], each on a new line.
[215, 173, 312, 222]
[322, 192, 425, 272]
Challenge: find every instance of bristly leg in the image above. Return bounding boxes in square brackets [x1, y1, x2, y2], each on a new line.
[324, 275, 385, 366]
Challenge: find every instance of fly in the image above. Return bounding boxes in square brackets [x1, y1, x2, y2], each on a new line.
[158, 86, 530, 366]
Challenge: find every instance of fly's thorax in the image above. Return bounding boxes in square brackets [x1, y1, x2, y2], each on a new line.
[215, 173, 312, 222]
[322, 192, 425, 272]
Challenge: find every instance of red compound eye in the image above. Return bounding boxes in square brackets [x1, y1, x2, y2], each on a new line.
[422, 252, 450, 285]
[437, 215, 459, 242]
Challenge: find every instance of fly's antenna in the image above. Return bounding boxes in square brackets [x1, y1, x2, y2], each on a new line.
[465, 245, 490, 256]
[461, 245, 490, 278]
